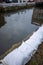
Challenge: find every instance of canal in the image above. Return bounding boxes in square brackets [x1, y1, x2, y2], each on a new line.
[0, 7, 43, 56]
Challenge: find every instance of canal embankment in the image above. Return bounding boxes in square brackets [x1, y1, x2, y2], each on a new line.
[0, 25, 43, 65]
[0, 2, 35, 12]
[0, 32, 43, 65]
[0, 5, 43, 65]
[0, 33, 32, 60]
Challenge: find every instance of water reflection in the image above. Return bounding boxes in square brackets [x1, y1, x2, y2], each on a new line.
[32, 7, 43, 26]
[0, 15, 6, 28]
[0, 8, 40, 56]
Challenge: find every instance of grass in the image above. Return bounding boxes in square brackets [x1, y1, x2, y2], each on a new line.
[26, 43, 43, 65]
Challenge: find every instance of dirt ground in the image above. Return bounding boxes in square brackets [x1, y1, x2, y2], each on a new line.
[26, 43, 43, 65]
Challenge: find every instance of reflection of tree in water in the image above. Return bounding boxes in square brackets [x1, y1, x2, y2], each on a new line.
[16, 9, 26, 15]
[1, 9, 26, 16]
[0, 15, 6, 28]
[32, 7, 43, 26]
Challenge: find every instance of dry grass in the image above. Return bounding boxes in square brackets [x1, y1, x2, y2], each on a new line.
[26, 43, 43, 65]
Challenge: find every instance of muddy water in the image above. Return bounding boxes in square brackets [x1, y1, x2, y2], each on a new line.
[0, 7, 42, 56]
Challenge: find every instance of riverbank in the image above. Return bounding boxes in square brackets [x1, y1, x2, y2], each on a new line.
[26, 43, 43, 65]
[0, 28, 43, 65]
[0, 32, 43, 65]
[0, 2, 35, 13]
[0, 33, 43, 65]
[0, 33, 32, 60]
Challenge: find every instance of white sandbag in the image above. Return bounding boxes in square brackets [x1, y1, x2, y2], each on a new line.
[0, 25, 43, 65]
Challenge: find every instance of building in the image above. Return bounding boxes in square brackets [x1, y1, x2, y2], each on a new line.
[0, 0, 43, 3]
[0, 0, 34, 3]
[34, 0, 43, 2]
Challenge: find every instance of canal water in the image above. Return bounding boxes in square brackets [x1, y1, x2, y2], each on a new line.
[0, 7, 43, 56]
